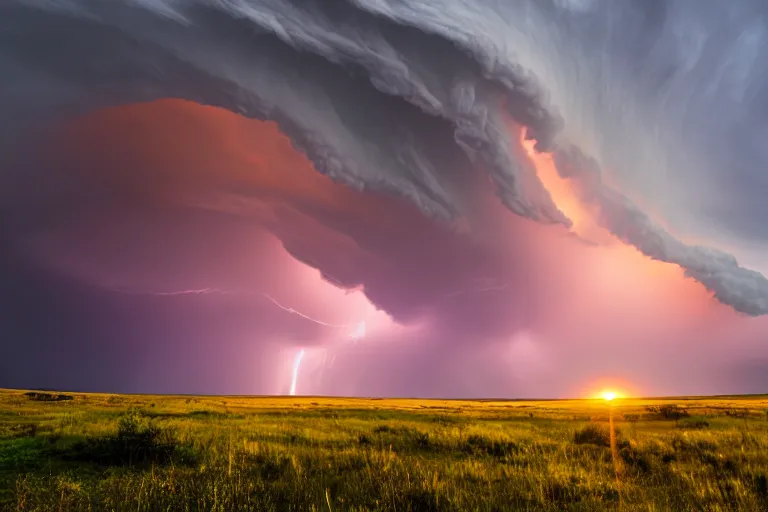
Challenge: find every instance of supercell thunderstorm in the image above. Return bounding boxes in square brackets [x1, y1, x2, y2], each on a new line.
[2, 0, 768, 396]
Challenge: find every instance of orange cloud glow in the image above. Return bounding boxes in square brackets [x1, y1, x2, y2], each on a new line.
[517, 129, 718, 318]
[520, 135, 609, 243]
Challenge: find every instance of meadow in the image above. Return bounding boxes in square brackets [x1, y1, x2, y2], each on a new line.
[1, 389, 767, 511]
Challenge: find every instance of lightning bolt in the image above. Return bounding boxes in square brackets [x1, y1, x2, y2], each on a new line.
[289, 348, 305, 396]
[109, 284, 370, 394]
[260, 293, 352, 328]
[110, 286, 355, 329]
[112, 287, 222, 296]
[290, 317, 367, 396]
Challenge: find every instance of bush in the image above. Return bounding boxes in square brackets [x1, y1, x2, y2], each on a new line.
[462, 435, 517, 458]
[619, 445, 652, 473]
[23, 392, 73, 402]
[677, 418, 709, 430]
[372, 425, 411, 436]
[574, 424, 611, 447]
[399, 488, 446, 512]
[646, 405, 690, 421]
[64, 410, 192, 467]
[661, 452, 677, 464]
[414, 432, 431, 449]
[754, 473, 768, 500]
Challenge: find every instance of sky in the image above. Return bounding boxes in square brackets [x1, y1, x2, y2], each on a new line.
[1, 0, 767, 398]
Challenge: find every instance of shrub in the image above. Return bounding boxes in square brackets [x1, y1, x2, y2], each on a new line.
[574, 424, 611, 447]
[619, 445, 652, 473]
[754, 473, 768, 500]
[188, 410, 228, 419]
[645, 405, 690, 423]
[372, 425, 410, 436]
[64, 410, 192, 467]
[462, 435, 517, 458]
[677, 418, 709, 430]
[23, 392, 73, 402]
[699, 452, 739, 473]
[414, 432, 430, 449]
[661, 452, 677, 464]
[399, 488, 446, 512]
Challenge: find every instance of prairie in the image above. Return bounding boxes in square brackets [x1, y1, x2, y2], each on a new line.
[1, 389, 767, 511]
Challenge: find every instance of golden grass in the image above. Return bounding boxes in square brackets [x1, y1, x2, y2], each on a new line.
[1, 389, 767, 511]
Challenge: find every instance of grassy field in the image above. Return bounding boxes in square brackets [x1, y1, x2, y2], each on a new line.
[1, 389, 767, 511]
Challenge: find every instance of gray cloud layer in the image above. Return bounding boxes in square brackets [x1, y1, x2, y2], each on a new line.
[2, 0, 768, 314]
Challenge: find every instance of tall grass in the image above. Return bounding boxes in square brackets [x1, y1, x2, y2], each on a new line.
[1, 390, 767, 511]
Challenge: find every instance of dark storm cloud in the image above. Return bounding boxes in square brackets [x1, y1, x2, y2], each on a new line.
[3, 98, 767, 397]
[3, 0, 768, 316]
[24, 100, 539, 338]
[0, 0, 564, 224]
[0, 95, 555, 394]
[352, 0, 768, 314]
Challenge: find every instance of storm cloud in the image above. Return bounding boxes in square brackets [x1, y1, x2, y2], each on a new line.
[1, 0, 767, 396]
[3, 0, 767, 314]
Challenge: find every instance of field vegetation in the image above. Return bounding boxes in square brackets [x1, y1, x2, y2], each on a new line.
[1, 389, 767, 511]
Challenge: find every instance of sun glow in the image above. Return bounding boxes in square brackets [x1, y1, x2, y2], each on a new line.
[590, 388, 629, 401]
[581, 377, 636, 401]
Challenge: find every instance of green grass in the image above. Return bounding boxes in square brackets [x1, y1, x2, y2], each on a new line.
[1, 390, 767, 511]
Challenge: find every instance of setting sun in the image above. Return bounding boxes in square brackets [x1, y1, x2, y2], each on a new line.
[592, 389, 628, 401]
[580, 377, 638, 402]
